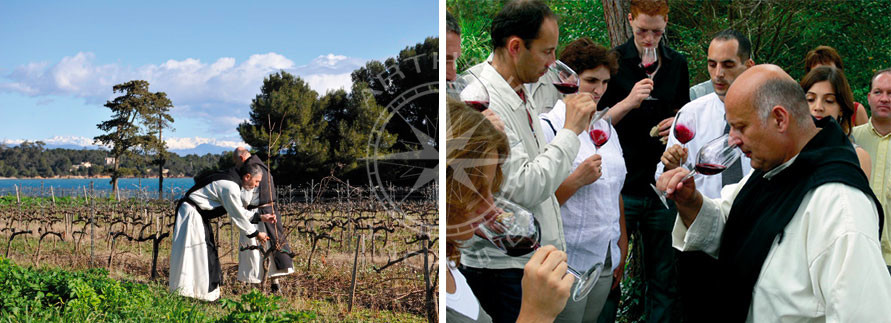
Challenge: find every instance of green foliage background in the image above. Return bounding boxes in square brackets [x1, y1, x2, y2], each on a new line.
[448, 0, 891, 109]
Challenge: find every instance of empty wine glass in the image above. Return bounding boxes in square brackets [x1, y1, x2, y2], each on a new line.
[640, 47, 658, 101]
[650, 133, 742, 209]
[476, 197, 603, 301]
[673, 110, 696, 167]
[550, 60, 579, 95]
[458, 72, 489, 112]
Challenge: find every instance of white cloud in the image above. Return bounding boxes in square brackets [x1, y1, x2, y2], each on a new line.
[1, 52, 367, 137]
[303, 73, 353, 94]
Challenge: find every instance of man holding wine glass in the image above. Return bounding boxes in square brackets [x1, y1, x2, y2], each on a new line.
[596, 1, 690, 321]
[657, 64, 891, 321]
[652, 29, 754, 322]
[457, 1, 598, 322]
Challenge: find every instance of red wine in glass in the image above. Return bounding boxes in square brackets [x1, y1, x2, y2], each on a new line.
[589, 129, 609, 148]
[464, 100, 489, 112]
[553, 82, 579, 94]
[495, 235, 541, 257]
[642, 62, 658, 75]
[675, 124, 695, 144]
[695, 163, 726, 175]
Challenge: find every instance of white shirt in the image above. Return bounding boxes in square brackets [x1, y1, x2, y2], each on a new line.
[460, 62, 579, 270]
[540, 100, 627, 271]
[655, 93, 753, 199]
[446, 261, 483, 320]
[673, 157, 891, 322]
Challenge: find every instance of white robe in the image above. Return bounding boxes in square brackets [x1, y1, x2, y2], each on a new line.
[169, 180, 257, 301]
[237, 189, 294, 283]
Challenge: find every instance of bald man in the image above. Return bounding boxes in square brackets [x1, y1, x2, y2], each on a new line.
[657, 65, 891, 321]
[233, 147, 293, 292]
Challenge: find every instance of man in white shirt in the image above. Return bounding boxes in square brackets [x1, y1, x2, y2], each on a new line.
[458, 1, 597, 322]
[654, 29, 754, 322]
[657, 64, 891, 322]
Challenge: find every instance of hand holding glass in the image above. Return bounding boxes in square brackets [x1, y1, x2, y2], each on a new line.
[476, 197, 603, 301]
[650, 133, 742, 209]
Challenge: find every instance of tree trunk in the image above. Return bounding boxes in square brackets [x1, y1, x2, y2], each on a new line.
[602, 0, 633, 48]
[158, 123, 164, 199]
[112, 158, 120, 199]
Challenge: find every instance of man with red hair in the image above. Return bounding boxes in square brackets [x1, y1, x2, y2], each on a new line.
[596, 1, 689, 322]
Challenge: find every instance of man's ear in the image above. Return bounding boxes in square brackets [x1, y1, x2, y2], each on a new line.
[771, 105, 790, 132]
[507, 36, 522, 57]
[745, 59, 755, 68]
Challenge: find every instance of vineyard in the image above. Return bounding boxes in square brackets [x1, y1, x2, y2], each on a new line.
[0, 177, 438, 322]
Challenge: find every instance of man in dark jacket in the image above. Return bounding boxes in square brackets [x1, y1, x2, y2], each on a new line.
[233, 147, 293, 292]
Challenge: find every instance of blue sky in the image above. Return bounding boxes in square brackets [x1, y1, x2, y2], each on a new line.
[0, 0, 438, 152]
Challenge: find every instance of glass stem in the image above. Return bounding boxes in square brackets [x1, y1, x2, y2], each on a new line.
[566, 265, 582, 279]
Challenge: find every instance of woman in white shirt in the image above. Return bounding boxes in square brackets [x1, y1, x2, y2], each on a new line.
[800, 66, 872, 177]
[446, 99, 573, 322]
[539, 38, 628, 323]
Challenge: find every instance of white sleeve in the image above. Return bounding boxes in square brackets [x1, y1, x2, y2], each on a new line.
[806, 184, 891, 321]
[671, 172, 749, 257]
[217, 181, 258, 237]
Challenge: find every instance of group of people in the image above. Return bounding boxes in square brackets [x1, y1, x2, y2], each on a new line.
[168, 147, 294, 302]
[446, 0, 891, 322]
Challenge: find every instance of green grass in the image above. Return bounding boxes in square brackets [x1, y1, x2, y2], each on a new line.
[0, 256, 326, 322]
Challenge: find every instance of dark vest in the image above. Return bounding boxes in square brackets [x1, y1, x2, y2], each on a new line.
[175, 167, 242, 220]
[716, 117, 883, 321]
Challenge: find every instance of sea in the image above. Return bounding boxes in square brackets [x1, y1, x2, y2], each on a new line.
[0, 177, 194, 199]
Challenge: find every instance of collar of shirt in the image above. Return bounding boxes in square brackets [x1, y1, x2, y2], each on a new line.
[866, 118, 891, 138]
[764, 154, 798, 180]
[479, 62, 528, 111]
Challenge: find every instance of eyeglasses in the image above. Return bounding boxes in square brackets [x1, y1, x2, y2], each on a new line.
[632, 27, 665, 37]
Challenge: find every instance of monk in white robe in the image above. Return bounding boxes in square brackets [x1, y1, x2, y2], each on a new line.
[169, 164, 275, 301]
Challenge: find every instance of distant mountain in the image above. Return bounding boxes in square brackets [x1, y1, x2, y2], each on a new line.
[169, 143, 232, 156]
[43, 143, 105, 151]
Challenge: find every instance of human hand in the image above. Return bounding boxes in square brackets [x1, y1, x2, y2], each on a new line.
[481, 109, 505, 133]
[622, 78, 653, 109]
[656, 117, 674, 140]
[563, 92, 598, 134]
[661, 144, 688, 171]
[256, 232, 269, 243]
[260, 213, 276, 224]
[656, 167, 697, 205]
[518, 245, 573, 322]
[571, 154, 603, 187]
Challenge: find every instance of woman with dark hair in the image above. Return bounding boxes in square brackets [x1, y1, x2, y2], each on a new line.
[801, 66, 872, 177]
[539, 37, 628, 322]
[804, 45, 869, 126]
[446, 99, 573, 323]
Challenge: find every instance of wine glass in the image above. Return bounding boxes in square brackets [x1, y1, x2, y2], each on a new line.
[589, 115, 612, 154]
[650, 133, 742, 209]
[550, 60, 579, 95]
[673, 110, 696, 167]
[640, 47, 658, 101]
[458, 72, 489, 112]
[475, 197, 603, 301]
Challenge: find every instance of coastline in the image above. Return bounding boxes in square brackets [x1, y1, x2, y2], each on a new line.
[0, 176, 191, 180]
